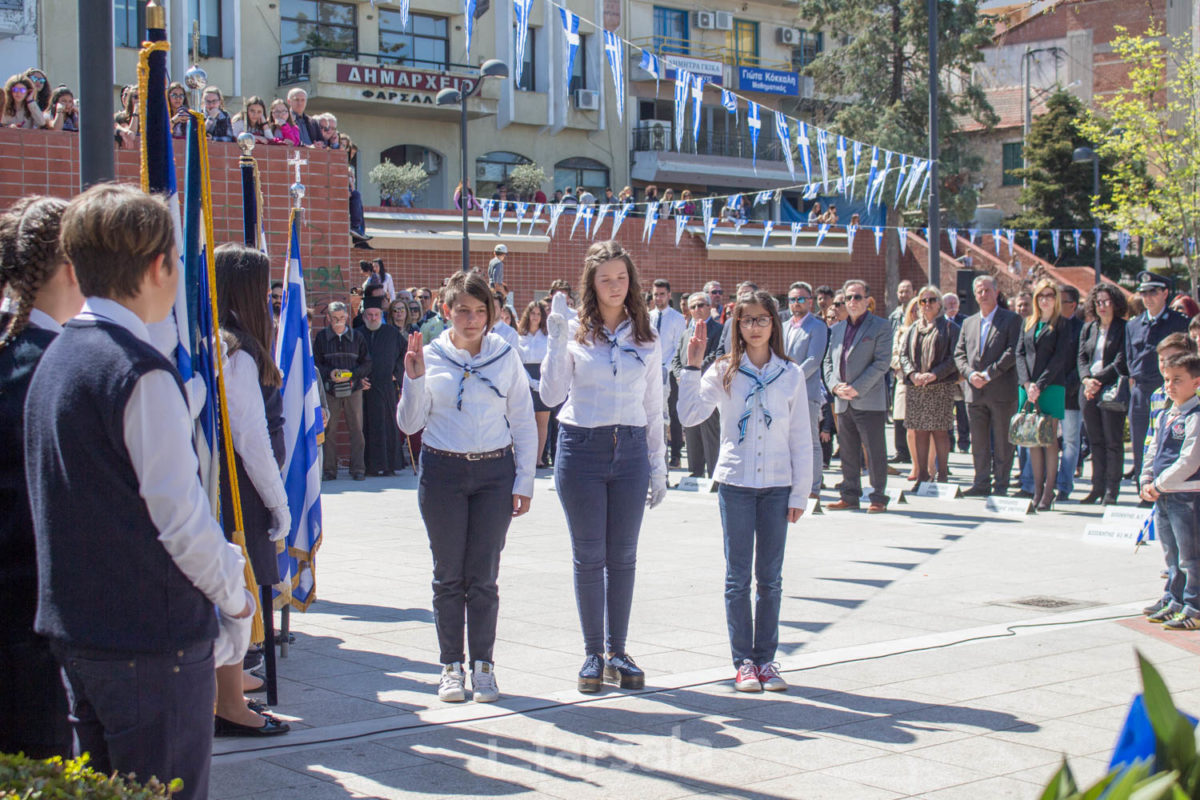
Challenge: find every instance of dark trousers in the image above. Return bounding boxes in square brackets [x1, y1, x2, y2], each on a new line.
[684, 410, 720, 478]
[417, 449, 515, 664]
[836, 407, 888, 505]
[893, 417, 910, 460]
[555, 424, 650, 655]
[324, 390, 365, 477]
[1129, 381, 1159, 479]
[0, 635, 72, 758]
[967, 395, 1017, 493]
[718, 484, 789, 666]
[667, 372, 683, 462]
[950, 400, 970, 450]
[1081, 395, 1125, 498]
[52, 641, 216, 800]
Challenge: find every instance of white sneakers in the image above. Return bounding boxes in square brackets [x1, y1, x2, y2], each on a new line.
[733, 659, 789, 693]
[438, 661, 500, 703]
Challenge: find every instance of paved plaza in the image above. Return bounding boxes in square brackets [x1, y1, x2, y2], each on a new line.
[210, 449, 1199, 799]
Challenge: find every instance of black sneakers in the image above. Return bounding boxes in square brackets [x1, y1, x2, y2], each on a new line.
[604, 653, 645, 690]
[578, 654, 604, 693]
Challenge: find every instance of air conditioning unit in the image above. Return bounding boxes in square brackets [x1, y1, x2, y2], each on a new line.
[423, 151, 441, 175]
[714, 10, 734, 30]
[649, 120, 673, 151]
[574, 89, 600, 110]
[694, 10, 715, 29]
[777, 27, 801, 46]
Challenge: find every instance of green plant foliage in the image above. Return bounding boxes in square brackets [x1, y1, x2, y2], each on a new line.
[0, 752, 180, 798]
[506, 163, 547, 198]
[368, 159, 430, 203]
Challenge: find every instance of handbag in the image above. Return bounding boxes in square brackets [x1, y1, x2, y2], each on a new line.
[1098, 376, 1130, 413]
[1009, 401, 1057, 448]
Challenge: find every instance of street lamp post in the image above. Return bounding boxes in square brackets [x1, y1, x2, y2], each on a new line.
[1072, 145, 1102, 284]
[437, 59, 510, 273]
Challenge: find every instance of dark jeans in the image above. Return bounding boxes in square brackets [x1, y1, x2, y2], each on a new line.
[1156, 493, 1200, 615]
[52, 641, 215, 800]
[555, 424, 650, 655]
[0, 635, 72, 758]
[1130, 381, 1159, 479]
[1082, 395, 1125, 497]
[667, 372, 683, 462]
[717, 484, 789, 666]
[836, 408, 888, 505]
[967, 395, 1018, 493]
[418, 449, 515, 664]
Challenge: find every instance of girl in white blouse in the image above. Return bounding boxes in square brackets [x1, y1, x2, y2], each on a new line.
[539, 240, 666, 693]
[397, 270, 536, 704]
[677, 289, 812, 695]
[517, 300, 551, 467]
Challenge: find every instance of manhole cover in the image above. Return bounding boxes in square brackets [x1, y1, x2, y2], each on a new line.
[989, 596, 1098, 612]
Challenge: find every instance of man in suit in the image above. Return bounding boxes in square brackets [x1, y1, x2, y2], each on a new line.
[785, 281, 829, 500]
[943, 292, 970, 452]
[823, 279, 893, 512]
[953, 275, 1023, 496]
[651, 279, 687, 467]
[671, 292, 723, 478]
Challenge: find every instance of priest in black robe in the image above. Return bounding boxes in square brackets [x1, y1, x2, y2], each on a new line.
[360, 295, 406, 475]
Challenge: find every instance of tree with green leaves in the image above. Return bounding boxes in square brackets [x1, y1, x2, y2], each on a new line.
[799, 0, 997, 306]
[1005, 90, 1144, 280]
[1078, 24, 1200, 296]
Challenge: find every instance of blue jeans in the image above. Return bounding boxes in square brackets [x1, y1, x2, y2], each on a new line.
[1056, 409, 1082, 493]
[1156, 493, 1200, 615]
[717, 484, 790, 666]
[555, 424, 650, 655]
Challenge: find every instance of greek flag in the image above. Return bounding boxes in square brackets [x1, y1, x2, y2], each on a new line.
[721, 88, 737, 124]
[817, 128, 829, 191]
[643, 201, 660, 241]
[774, 111, 794, 179]
[673, 69, 689, 151]
[603, 31, 625, 122]
[947, 227, 958, 255]
[691, 74, 705, 149]
[1073, 229, 1081, 254]
[898, 226, 908, 254]
[399, 0, 409, 29]
[851, 141, 862, 197]
[274, 215, 325, 610]
[865, 147, 879, 208]
[873, 226, 884, 254]
[789, 222, 801, 247]
[465, 0, 477, 59]
[893, 154, 909, 207]
[1030, 229, 1039, 253]
[514, 0, 534, 88]
[1051, 228, 1061, 258]
[836, 136, 848, 197]
[797, 121, 812, 182]
[561, 8, 580, 102]
[761, 219, 774, 249]
[639, 50, 661, 80]
[611, 202, 632, 238]
[747, 101, 761, 172]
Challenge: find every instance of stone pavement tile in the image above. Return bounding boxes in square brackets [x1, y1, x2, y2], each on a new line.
[733, 692, 940, 737]
[1058, 704, 1135, 733]
[634, 710, 797, 747]
[740, 771, 903, 800]
[1008, 754, 1113, 788]
[620, 648, 732, 676]
[208, 758, 327, 800]
[967, 686, 1119, 722]
[218, 783, 356, 800]
[271, 693, 402, 728]
[990, 718, 1116, 758]
[736, 731, 894, 771]
[331, 761, 553, 799]
[817, 713, 976, 752]
[256, 650, 380, 682]
[909, 733, 1064, 774]
[1047, 673, 1150, 706]
[265, 741, 429, 781]
[821, 752, 987, 796]
[918, 775, 1042, 799]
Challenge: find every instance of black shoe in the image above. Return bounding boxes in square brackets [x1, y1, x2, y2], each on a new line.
[1080, 492, 1103, 505]
[578, 654, 604, 693]
[962, 486, 990, 497]
[352, 240, 375, 250]
[350, 230, 373, 242]
[322, 472, 336, 481]
[887, 454, 910, 464]
[214, 714, 290, 737]
[1124, 469, 1136, 480]
[1103, 492, 1119, 505]
[604, 653, 645, 690]
[1056, 490, 1070, 502]
[352, 473, 366, 481]
[1013, 489, 1034, 499]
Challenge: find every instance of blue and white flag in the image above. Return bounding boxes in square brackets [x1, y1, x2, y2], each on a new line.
[846, 222, 858, 254]
[732, 215, 747, 233]
[873, 226, 884, 254]
[815, 222, 829, 247]
[546, 202, 566, 237]
[495, 200, 507, 234]
[514, 201, 529, 230]
[947, 227, 958, 255]
[691, 74, 705, 149]
[728, 193, 743, 211]
[603, 31, 625, 123]
[851, 141, 863, 198]
[1119, 230, 1131, 257]
[643, 201, 660, 241]
[479, 198, 495, 231]
[274, 214, 325, 610]
[761, 219, 774, 248]
[797, 121, 812, 182]
[816, 128, 829, 191]
[897, 226, 908, 254]
[399, 0, 410, 30]
[580, 205, 594, 238]
[836, 136, 848, 197]
[673, 69, 689, 151]
[465, 0, 477, 59]
[528, 202, 543, 234]
[774, 111, 794, 179]
[870, 150, 892, 209]
[754, 190, 772, 207]
[1073, 228, 1082, 254]
[514, 0, 534, 88]
[747, 101, 761, 172]
[1005, 228, 1016, 255]
[1051, 228, 1061, 258]
[918, 162, 932, 205]
[675, 214, 689, 245]
[993, 229, 1002, 255]
[639, 50, 661, 80]
[1136, 511, 1156, 546]
[611, 203, 632, 239]
[893, 154, 909, 207]
[904, 158, 926, 206]
[592, 203, 609, 239]
[968, 228, 978, 247]
[790, 222, 802, 248]
[1029, 229, 1039, 253]
[721, 88, 737, 124]
[570, 206, 586, 238]
[701, 197, 713, 229]
[561, 8, 580, 102]
[704, 215, 717, 245]
[865, 146, 879, 207]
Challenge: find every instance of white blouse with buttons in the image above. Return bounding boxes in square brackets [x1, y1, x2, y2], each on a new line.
[677, 352, 813, 508]
[539, 317, 666, 481]
[518, 329, 548, 391]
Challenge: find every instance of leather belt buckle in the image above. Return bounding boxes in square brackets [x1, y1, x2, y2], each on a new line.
[467, 452, 484, 462]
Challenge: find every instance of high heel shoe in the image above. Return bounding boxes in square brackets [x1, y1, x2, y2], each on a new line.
[1079, 492, 1103, 505]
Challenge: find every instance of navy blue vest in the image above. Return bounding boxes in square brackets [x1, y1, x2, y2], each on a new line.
[25, 318, 218, 652]
[1152, 403, 1200, 486]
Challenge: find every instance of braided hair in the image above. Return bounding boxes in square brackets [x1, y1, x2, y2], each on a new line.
[0, 195, 69, 351]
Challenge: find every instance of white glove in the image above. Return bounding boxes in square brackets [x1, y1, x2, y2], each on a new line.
[213, 588, 256, 667]
[547, 293, 569, 340]
[646, 475, 668, 509]
[184, 375, 207, 421]
[268, 505, 292, 542]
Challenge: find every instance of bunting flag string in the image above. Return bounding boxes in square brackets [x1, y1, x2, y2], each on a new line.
[690, 74, 705, 149]
[704, 215, 717, 244]
[580, 205, 594, 238]
[864, 147, 879, 210]
[639, 50, 660, 81]
[790, 222, 802, 248]
[479, 199, 494, 231]
[527, 202, 543, 235]
[643, 201, 660, 241]
[993, 228, 1002, 255]
[747, 102, 761, 173]
[569, 206, 585, 238]
[732, 215, 747, 233]
[592, 203, 609, 239]
[701, 197, 713, 230]
[836, 136, 848, 198]
[873, 225, 884, 255]
[546, 202, 565, 237]
[898, 226, 908, 254]
[675, 213, 689, 245]
[754, 190, 772, 207]
[514, 0, 534, 88]
[905, 158, 927, 206]
[846, 222, 858, 254]
[797, 121, 812, 182]
[1051, 229, 1060, 258]
[968, 228, 978, 247]
[850, 141, 863, 198]
[602, 31, 624, 123]
[774, 111, 794, 179]
[815, 223, 829, 247]
[892, 154, 909, 207]
[514, 201, 528, 230]
[560, 8, 580, 104]
[611, 202, 631, 238]
[1029, 229, 1039, 254]
[947, 227, 958, 255]
[673, 70, 689, 152]
[1073, 229, 1081, 254]
[722, 89, 737, 125]
[1005, 229, 1016, 256]
[495, 201, 507, 234]
[399, 0, 410, 30]
[761, 219, 774, 248]
[817, 129, 829, 192]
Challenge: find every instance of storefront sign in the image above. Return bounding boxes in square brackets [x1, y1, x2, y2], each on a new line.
[737, 66, 799, 96]
[663, 55, 724, 83]
[336, 64, 478, 95]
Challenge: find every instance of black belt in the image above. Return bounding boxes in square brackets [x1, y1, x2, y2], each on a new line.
[423, 445, 513, 462]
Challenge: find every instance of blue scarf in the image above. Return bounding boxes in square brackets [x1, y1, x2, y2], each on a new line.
[736, 364, 787, 443]
[428, 341, 512, 410]
[604, 320, 645, 375]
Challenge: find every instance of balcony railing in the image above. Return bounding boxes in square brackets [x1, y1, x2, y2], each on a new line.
[632, 123, 786, 162]
[278, 49, 479, 86]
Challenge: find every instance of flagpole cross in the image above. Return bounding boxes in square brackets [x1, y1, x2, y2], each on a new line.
[288, 151, 309, 210]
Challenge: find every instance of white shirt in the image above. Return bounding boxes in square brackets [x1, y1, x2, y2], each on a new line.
[650, 306, 686, 378]
[225, 349, 288, 510]
[492, 319, 521, 351]
[27, 307, 63, 334]
[77, 297, 248, 617]
[540, 317, 666, 481]
[397, 330, 537, 497]
[1090, 326, 1107, 376]
[678, 353, 813, 508]
[518, 329, 547, 391]
[975, 306, 998, 379]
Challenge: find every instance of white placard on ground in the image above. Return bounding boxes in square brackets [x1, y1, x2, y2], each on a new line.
[859, 486, 907, 505]
[1102, 506, 1152, 526]
[1083, 523, 1142, 547]
[673, 476, 714, 493]
[805, 495, 821, 516]
[984, 495, 1034, 517]
[916, 482, 962, 499]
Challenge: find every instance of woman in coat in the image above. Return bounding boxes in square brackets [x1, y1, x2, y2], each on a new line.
[1016, 279, 1070, 511]
[1077, 283, 1128, 505]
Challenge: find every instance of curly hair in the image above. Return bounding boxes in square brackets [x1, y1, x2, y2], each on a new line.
[574, 240, 653, 345]
[2, 75, 34, 120]
[1083, 282, 1128, 321]
[0, 195, 69, 350]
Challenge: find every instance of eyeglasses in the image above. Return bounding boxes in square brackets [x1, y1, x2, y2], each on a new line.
[689, 305, 709, 311]
[833, 301, 845, 307]
[169, 92, 185, 100]
[29, 75, 44, 85]
[739, 315, 774, 328]
[11, 86, 26, 95]
[1037, 293, 1056, 301]
[1095, 298, 1113, 307]
[844, 294, 866, 302]
[789, 296, 809, 304]
[710, 289, 723, 295]
[918, 297, 939, 305]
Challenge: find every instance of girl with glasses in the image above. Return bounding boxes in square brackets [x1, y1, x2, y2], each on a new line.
[267, 99, 300, 146]
[167, 81, 190, 138]
[201, 87, 233, 142]
[21, 69, 51, 117]
[2, 75, 45, 130]
[899, 287, 962, 488]
[540, 240, 665, 694]
[1017, 279, 1070, 510]
[677, 290, 812, 693]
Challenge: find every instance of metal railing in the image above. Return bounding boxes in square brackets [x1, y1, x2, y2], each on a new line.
[631, 123, 786, 161]
[278, 49, 479, 86]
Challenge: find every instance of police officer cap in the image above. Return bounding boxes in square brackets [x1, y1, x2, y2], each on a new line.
[1136, 270, 1172, 292]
